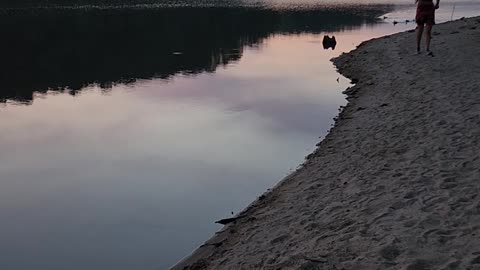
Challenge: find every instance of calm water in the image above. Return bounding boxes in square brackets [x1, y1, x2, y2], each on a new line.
[0, 2, 477, 269]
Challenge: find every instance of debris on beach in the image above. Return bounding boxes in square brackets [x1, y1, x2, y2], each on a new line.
[215, 215, 246, 225]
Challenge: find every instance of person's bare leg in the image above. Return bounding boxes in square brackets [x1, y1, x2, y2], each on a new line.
[416, 24, 424, 53]
[425, 23, 433, 52]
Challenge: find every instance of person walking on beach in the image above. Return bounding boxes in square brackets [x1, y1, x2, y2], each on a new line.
[415, 0, 440, 55]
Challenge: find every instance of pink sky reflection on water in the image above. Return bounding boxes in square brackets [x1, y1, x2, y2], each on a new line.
[0, 12, 460, 269]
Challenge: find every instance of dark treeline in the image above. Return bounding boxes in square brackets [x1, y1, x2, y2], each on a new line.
[0, 0, 169, 8]
[0, 5, 392, 103]
[0, 0, 253, 8]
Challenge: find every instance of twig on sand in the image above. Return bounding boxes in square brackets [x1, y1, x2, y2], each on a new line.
[215, 215, 247, 225]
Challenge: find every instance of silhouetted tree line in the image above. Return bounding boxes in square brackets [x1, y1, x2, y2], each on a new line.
[1, 0, 248, 9]
[0, 5, 392, 103]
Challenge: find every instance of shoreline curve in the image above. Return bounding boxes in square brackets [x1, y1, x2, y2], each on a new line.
[172, 16, 480, 270]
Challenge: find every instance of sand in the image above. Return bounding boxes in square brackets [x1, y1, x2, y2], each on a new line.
[172, 17, 480, 270]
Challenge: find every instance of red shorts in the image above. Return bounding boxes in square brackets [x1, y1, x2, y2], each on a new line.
[416, 2, 435, 25]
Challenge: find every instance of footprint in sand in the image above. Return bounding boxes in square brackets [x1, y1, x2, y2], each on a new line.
[406, 259, 432, 270]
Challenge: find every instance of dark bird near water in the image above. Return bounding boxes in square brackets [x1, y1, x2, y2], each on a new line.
[322, 35, 337, 50]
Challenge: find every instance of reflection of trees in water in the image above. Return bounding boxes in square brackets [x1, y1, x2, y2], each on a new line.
[1, 8, 270, 103]
[0, 6, 392, 103]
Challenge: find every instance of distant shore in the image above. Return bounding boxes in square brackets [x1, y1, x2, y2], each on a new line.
[173, 16, 480, 270]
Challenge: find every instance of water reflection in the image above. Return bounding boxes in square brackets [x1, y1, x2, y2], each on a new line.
[0, 5, 392, 103]
[1, 33, 354, 270]
[0, 3, 418, 270]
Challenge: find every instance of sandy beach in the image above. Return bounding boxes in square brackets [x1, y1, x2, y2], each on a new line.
[173, 16, 480, 270]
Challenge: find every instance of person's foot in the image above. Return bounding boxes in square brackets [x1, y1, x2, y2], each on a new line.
[416, 47, 421, 54]
[426, 50, 434, 56]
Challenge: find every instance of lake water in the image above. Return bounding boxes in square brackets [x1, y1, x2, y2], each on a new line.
[0, 2, 477, 269]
